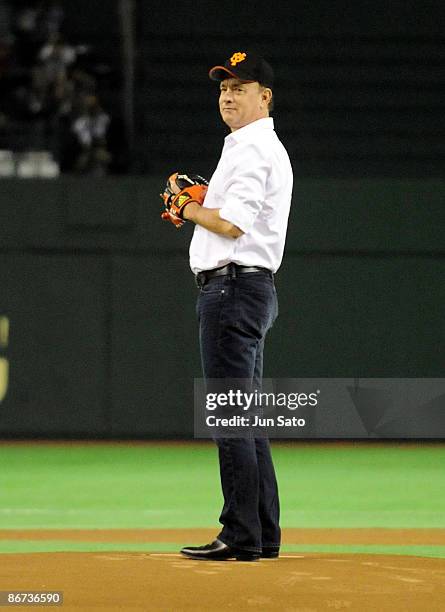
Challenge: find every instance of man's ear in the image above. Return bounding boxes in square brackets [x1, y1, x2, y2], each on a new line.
[262, 87, 272, 104]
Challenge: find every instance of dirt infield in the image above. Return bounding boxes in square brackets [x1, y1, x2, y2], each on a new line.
[2, 527, 445, 545]
[1, 530, 445, 611]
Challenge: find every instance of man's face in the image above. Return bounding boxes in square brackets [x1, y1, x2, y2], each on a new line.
[219, 78, 269, 131]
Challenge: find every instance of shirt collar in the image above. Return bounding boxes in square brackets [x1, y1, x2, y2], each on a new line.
[225, 117, 274, 145]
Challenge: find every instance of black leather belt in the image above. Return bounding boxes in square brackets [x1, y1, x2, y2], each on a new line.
[195, 263, 271, 288]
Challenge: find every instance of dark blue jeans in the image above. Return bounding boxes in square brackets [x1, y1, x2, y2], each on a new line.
[196, 269, 280, 553]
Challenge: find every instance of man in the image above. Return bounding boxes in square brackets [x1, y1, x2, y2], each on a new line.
[162, 52, 293, 561]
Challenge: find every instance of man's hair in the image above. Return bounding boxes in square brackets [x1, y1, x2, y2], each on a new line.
[260, 83, 274, 112]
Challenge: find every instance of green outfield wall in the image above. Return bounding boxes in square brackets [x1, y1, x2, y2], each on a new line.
[0, 178, 444, 437]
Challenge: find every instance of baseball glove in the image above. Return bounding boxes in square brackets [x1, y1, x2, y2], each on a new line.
[160, 172, 209, 228]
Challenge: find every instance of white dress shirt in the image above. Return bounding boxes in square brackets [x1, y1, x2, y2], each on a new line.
[189, 117, 293, 274]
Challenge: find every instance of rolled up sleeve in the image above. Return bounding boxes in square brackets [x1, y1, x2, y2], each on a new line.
[218, 143, 269, 234]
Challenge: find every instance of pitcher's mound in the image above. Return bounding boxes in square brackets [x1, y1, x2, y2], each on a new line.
[1, 552, 444, 611]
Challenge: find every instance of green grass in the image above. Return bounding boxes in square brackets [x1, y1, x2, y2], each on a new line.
[0, 442, 444, 530]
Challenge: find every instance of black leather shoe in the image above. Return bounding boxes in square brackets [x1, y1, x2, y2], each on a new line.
[261, 548, 279, 558]
[180, 539, 260, 561]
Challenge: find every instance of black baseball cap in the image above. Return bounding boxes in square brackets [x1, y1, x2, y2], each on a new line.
[209, 52, 274, 88]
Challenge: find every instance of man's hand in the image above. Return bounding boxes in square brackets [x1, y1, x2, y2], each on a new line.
[160, 172, 208, 228]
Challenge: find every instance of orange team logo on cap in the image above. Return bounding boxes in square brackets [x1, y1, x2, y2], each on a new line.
[230, 52, 247, 66]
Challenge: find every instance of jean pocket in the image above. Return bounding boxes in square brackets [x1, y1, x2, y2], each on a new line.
[196, 286, 226, 320]
[200, 286, 226, 296]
